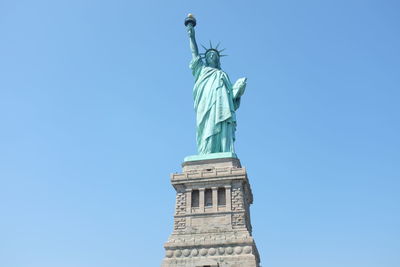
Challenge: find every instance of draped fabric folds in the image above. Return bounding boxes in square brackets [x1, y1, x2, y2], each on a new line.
[190, 56, 243, 154]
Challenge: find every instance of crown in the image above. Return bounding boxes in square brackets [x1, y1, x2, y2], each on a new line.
[199, 41, 227, 59]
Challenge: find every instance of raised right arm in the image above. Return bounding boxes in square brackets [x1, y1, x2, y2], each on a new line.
[187, 25, 199, 59]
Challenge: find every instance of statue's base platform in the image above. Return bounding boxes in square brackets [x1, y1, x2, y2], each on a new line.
[181, 156, 241, 173]
[183, 152, 237, 162]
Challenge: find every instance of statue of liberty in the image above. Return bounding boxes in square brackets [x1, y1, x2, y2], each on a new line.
[185, 14, 247, 156]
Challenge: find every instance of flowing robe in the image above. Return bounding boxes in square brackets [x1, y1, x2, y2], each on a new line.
[190, 56, 243, 154]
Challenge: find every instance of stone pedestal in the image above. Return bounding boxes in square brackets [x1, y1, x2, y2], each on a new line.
[162, 157, 260, 267]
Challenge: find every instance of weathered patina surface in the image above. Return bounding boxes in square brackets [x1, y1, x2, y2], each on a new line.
[186, 15, 247, 156]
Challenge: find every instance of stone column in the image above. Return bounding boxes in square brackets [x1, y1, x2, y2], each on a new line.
[225, 185, 232, 211]
[186, 189, 192, 213]
[199, 188, 205, 212]
[212, 187, 218, 212]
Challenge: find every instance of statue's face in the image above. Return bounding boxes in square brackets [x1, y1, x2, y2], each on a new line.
[205, 50, 220, 68]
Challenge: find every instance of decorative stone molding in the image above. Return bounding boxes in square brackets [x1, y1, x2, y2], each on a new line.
[191, 248, 199, 256]
[165, 250, 173, 258]
[175, 192, 186, 215]
[166, 232, 252, 245]
[183, 249, 191, 257]
[164, 245, 253, 258]
[232, 213, 245, 227]
[200, 248, 208, 256]
[231, 187, 244, 211]
[174, 217, 186, 231]
[171, 167, 246, 181]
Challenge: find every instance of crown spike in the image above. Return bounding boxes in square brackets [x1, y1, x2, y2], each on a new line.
[209, 40, 213, 49]
[201, 44, 208, 51]
[216, 42, 220, 49]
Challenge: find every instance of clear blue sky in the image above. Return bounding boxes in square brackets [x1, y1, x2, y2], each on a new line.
[1, 1, 399, 266]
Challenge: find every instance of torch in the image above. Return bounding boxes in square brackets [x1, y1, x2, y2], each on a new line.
[184, 13, 197, 27]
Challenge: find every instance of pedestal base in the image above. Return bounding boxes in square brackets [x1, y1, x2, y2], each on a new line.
[162, 157, 260, 267]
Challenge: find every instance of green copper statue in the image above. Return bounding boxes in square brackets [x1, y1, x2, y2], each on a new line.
[185, 14, 247, 156]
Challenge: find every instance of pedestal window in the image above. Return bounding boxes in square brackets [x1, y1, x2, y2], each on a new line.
[191, 190, 199, 207]
[205, 189, 213, 207]
[218, 188, 226, 206]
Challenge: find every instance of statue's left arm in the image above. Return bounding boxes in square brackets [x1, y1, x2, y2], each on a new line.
[232, 77, 247, 110]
